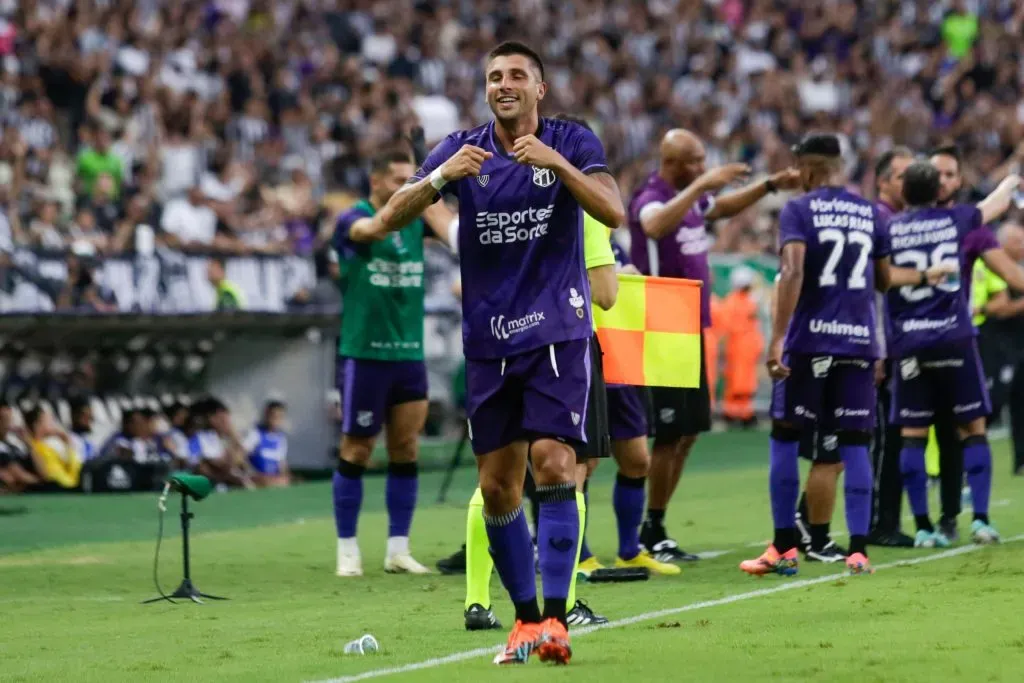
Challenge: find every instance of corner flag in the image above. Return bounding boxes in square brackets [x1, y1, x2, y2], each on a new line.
[594, 274, 701, 388]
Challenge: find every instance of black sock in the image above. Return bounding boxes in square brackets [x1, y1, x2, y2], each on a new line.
[848, 535, 867, 556]
[974, 513, 990, 525]
[646, 508, 665, 527]
[773, 528, 798, 553]
[797, 492, 809, 521]
[915, 515, 934, 532]
[810, 523, 829, 550]
[514, 598, 542, 624]
[542, 598, 567, 626]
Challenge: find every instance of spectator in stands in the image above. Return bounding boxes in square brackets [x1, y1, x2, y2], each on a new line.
[156, 402, 190, 468]
[96, 409, 151, 463]
[0, 401, 39, 493]
[68, 397, 96, 464]
[54, 253, 117, 313]
[76, 123, 123, 199]
[244, 400, 291, 488]
[189, 398, 254, 489]
[207, 256, 246, 311]
[22, 405, 81, 490]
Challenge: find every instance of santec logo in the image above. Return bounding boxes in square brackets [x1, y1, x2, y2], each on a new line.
[490, 311, 546, 340]
[475, 204, 555, 245]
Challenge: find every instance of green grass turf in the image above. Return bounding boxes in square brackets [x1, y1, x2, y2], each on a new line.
[2, 431, 1024, 683]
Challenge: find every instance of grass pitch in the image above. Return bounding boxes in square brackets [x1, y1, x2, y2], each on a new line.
[3, 431, 1024, 683]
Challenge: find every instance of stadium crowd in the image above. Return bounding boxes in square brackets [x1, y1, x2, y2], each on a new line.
[1, 0, 1023, 270]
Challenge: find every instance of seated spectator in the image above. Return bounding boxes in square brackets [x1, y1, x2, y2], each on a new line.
[0, 401, 39, 493]
[156, 402, 190, 468]
[188, 398, 254, 489]
[22, 405, 81, 490]
[97, 409, 158, 463]
[68, 398, 97, 463]
[243, 400, 291, 488]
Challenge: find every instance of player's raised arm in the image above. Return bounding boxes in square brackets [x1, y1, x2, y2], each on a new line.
[977, 173, 1021, 225]
[706, 168, 802, 221]
[511, 133, 624, 229]
[640, 163, 751, 240]
[376, 143, 492, 234]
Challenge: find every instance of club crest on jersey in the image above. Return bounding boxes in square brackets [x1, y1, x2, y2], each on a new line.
[571, 412, 581, 426]
[811, 356, 833, 378]
[568, 288, 584, 309]
[477, 175, 490, 187]
[532, 166, 556, 188]
[900, 357, 921, 380]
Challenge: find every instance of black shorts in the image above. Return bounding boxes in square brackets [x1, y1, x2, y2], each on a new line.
[651, 331, 711, 445]
[798, 429, 841, 465]
[577, 334, 611, 461]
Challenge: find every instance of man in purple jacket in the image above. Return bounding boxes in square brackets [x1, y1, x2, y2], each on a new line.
[627, 128, 800, 561]
[362, 41, 625, 665]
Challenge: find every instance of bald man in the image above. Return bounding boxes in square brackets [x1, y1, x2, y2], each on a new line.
[627, 129, 800, 562]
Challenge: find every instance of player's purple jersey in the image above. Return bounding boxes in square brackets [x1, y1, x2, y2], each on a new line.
[411, 118, 610, 360]
[885, 204, 998, 356]
[875, 199, 898, 226]
[627, 173, 715, 327]
[779, 186, 889, 358]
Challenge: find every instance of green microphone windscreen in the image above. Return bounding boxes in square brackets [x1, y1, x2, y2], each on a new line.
[168, 472, 214, 501]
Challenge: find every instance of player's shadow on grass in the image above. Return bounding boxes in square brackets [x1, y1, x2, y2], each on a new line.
[0, 505, 28, 517]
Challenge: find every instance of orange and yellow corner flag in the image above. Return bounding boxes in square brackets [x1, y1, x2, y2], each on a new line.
[594, 274, 702, 388]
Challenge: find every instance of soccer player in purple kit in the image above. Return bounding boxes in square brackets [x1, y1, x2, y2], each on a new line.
[628, 128, 801, 562]
[367, 41, 625, 665]
[740, 135, 949, 577]
[887, 160, 1024, 547]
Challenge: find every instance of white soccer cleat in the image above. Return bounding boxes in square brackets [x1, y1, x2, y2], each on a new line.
[384, 553, 431, 574]
[336, 538, 363, 577]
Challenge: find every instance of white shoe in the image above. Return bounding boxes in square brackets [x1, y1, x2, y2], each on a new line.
[384, 553, 431, 574]
[336, 538, 363, 577]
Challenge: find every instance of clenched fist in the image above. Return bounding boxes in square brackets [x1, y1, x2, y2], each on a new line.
[439, 145, 493, 181]
[512, 135, 565, 169]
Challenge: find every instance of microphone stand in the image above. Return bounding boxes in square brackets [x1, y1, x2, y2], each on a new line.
[143, 483, 228, 604]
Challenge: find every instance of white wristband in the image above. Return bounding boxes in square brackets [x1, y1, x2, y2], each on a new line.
[429, 168, 447, 191]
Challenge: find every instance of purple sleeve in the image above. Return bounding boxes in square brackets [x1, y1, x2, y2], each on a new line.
[332, 207, 368, 260]
[963, 224, 999, 261]
[777, 200, 806, 250]
[873, 205, 891, 258]
[565, 124, 611, 175]
[408, 134, 462, 198]
[956, 204, 996, 260]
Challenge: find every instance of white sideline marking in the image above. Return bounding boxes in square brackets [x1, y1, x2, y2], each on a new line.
[695, 550, 731, 559]
[312, 534, 1024, 683]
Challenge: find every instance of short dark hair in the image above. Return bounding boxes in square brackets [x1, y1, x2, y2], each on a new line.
[22, 406, 44, 431]
[875, 146, 914, 182]
[370, 149, 413, 176]
[551, 113, 592, 132]
[902, 161, 941, 207]
[210, 255, 226, 269]
[487, 41, 544, 81]
[930, 145, 962, 169]
[69, 397, 90, 419]
[265, 400, 286, 413]
[792, 134, 841, 158]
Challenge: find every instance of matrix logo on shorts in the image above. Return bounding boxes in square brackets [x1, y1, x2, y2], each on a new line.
[490, 311, 546, 340]
[474, 205, 554, 245]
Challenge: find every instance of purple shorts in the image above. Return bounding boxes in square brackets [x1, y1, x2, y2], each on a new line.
[465, 339, 590, 455]
[338, 357, 428, 437]
[890, 340, 991, 427]
[770, 354, 876, 432]
[607, 385, 648, 441]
